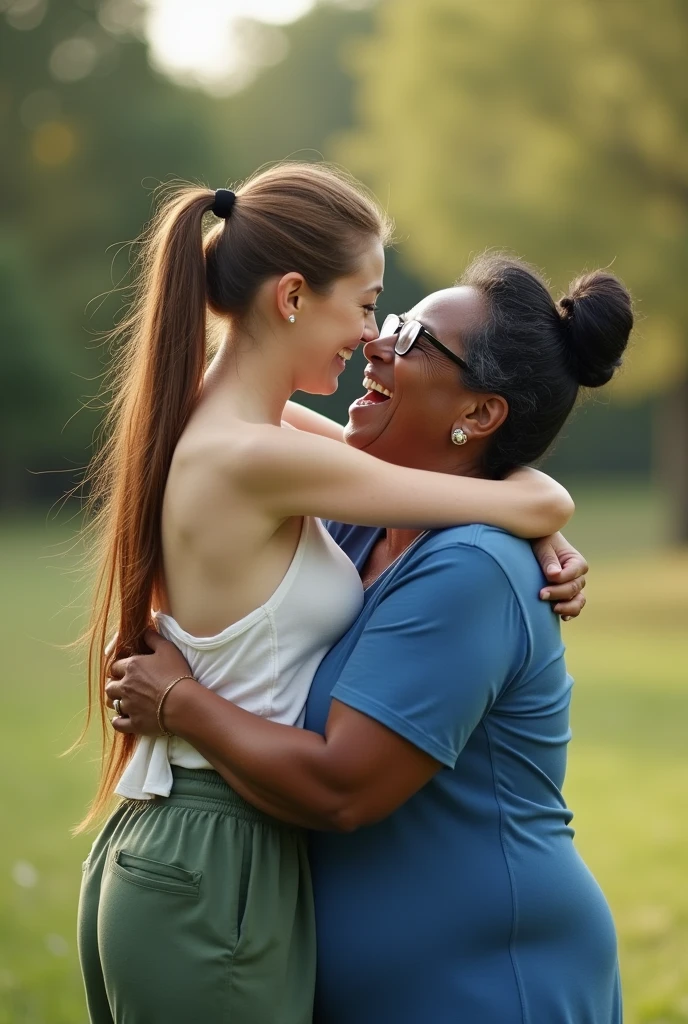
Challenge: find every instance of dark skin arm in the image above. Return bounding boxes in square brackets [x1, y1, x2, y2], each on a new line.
[106, 536, 587, 829]
[108, 633, 439, 832]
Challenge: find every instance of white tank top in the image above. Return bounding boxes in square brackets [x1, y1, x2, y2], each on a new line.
[115, 516, 364, 800]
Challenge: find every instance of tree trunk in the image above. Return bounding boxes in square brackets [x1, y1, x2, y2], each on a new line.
[655, 373, 688, 545]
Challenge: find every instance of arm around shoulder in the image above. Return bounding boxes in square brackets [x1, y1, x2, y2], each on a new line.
[236, 426, 574, 538]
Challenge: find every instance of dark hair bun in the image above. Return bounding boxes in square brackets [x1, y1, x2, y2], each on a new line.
[557, 271, 633, 388]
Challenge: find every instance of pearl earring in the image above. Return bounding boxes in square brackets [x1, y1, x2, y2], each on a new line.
[451, 427, 467, 446]
[288, 315, 296, 324]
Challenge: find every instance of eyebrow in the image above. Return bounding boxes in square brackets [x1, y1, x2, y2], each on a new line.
[366, 284, 384, 294]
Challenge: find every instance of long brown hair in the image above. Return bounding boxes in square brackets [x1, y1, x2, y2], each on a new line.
[79, 163, 390, 830]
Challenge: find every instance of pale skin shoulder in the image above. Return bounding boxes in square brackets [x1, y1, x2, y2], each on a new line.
[229, 420, 573, 539]
[160, 425, 297, 633]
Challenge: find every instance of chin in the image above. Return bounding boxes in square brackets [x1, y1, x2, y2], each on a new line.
[298, 376, 339, 397]
[343, 421, 372, 450]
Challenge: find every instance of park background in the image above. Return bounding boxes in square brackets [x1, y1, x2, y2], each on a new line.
[1, 0, 686, 1021]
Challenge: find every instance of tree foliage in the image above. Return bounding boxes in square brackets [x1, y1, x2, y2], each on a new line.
[0, 0, 226, 500]
[340, 0, 688, 400]
[0, 0, 413, 502]
[1, 0, 671, 510]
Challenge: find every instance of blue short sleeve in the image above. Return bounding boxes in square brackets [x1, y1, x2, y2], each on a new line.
[330, 542, 528, 767]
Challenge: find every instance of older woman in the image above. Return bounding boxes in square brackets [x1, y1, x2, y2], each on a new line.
[108, 254, 632, 1023]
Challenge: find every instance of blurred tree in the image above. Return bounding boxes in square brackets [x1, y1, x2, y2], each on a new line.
[0, 235, 73, 504]
[340, 0, 688, 540]
[2, 0, 661, 510]
[0, 0, 226, 504]
[213, 1, 427, 422]
[0, 0, 425, 502]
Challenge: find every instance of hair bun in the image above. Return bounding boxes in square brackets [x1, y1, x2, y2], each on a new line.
[557, 271, 633, 388]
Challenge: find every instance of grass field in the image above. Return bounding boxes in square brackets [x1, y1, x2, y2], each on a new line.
[1, 487, 687, 1023]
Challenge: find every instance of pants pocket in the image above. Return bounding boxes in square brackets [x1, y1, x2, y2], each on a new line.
[234, 828, 253, 946]
[110, 849, 201, 897]
[98, 847, 216, 1022]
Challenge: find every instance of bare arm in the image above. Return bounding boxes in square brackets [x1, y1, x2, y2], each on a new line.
[108, 531, 587, 825]
[281, 400, 345, 441]
[176, 691, 437, 832]
[235, 425, 573, 539]
[108, 632, 438, 832]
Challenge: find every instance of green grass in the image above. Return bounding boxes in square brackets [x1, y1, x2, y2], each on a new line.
[0, 517, 96, 1024]
[1, 497, 687, 1023]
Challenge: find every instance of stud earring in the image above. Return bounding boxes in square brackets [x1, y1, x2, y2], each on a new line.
[288, 315, 296, 324]
[451, 427, 468, 446]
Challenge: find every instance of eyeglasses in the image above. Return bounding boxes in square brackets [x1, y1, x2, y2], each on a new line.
[381, 314, 470, 372]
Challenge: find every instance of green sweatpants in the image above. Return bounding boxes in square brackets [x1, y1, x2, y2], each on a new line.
[78, 768, 315, 1024]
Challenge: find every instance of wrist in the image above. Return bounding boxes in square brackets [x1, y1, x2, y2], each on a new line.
[160, 677, 202, 738]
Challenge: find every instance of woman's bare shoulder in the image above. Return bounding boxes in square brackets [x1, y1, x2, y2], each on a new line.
[164, 422, 282, 521]
[172, 421, 287, 477]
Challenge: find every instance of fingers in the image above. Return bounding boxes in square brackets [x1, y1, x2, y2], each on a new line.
[104, 678, 124, 711]
[109, 657, 129, 680]
[538, 533, 589, 584]
[111, 715, 135, 734]
[540, 576, 586, 604]
[143, 628, 164, 651]
[554, 593, 586, 620]
[104, 633, 119, 659]
[106, 680, 132, 723]
[553, 552, 589, 584]
[532, 538, 562, 580]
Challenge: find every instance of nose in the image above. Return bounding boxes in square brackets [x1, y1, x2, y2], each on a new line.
[361, 315, 380, 345]
[363, 329, 395, 364]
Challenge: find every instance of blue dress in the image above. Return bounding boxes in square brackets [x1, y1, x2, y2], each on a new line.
[304, 523, 621, 1024]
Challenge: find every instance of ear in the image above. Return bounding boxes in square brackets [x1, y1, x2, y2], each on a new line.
[457, 394, 508, 442]
[275, 272, 306, 322]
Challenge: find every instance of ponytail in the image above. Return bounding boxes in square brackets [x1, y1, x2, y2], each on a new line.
[77, 163, 390, 829]
[78, 188, 214, 830]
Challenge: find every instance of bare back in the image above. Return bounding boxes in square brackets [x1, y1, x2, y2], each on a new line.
[160, 401, 301, 638]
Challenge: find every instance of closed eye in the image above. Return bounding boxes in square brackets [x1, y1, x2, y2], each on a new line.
[410, 335, 432, 354]
[413, 336, 446, 368]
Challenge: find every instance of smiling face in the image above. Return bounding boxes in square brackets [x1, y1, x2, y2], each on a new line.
[289, 240, 385, 396]
[344, 286, 503, 469]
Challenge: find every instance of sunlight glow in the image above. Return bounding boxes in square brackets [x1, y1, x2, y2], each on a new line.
[144, 0, 319, 93]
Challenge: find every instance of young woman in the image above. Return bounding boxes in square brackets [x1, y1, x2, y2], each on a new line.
[109, 256, 633, 1024]
[77, 164, 573, 1024]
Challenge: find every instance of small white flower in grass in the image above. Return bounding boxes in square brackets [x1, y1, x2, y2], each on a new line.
[45, 934, 69, 957]
[12, 861, 38, 888]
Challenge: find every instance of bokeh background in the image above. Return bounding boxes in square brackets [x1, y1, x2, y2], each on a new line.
[1, 1, 687, 1021]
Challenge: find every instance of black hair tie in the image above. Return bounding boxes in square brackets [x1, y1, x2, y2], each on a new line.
[212, 188, 236, 219]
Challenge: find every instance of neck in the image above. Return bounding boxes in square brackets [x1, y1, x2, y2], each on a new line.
[380, 454, 486, 556]
[203, 326, 295, 425]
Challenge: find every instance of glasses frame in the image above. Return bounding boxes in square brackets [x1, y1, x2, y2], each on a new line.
[382, 314, 470, 372]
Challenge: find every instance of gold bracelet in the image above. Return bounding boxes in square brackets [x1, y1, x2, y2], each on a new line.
[156, 675, 195, 737]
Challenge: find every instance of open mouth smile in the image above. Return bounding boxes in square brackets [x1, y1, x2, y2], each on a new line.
[354, 376, 395, 406]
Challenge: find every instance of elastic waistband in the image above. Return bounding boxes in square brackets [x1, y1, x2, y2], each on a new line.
[148, 767, 296, 831]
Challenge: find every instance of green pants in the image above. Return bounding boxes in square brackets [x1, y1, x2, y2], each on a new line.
[78, 768, 315, 1024]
